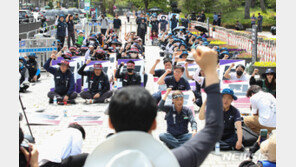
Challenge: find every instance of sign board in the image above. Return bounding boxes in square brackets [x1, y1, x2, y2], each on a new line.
[251, 25, 258, 63]
[218, 59, 246, 81]
[26, 113, 61, 125]
[71, 115, 103, 125]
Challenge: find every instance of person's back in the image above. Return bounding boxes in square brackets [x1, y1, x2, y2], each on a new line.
[250, 91, 276, 128]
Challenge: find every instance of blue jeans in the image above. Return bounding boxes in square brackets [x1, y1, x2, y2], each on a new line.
[159, 133, 192, 149]
[152, 91, 162, 104]
[219, 134, 238, 150]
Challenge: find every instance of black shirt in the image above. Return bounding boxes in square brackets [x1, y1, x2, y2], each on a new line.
[154, 69, 173, 78]
[113, 18, 122, 29]
[222, 105, 241, 139]
[78, 64, 110, 95]
[150, 20, 159, 31]
[164, 76, 191, 90]
[67, 20, 74, 33]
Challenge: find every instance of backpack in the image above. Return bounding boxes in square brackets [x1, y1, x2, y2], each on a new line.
[241, 123, 259, 147]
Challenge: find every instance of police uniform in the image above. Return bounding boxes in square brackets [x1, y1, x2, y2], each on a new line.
[44, 58, 77, 102]
[78, 64, 113, 103]
[115, 65, 141, 87]
[56, 20, 67, 47]
[26, 58, 40, 82]
[158, 99, 197, 149]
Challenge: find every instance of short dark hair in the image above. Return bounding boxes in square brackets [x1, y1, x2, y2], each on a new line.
[174, 65, 185, 72]
[246, 85, 262, 97]
[108, 86, 157, 132]
[127, 60, 135, 64]
[68, 123, 86, 139]
[163, 58, 172, 65]
[236, 64, 245, 70]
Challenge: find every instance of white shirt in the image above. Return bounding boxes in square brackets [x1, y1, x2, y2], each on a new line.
[38, 128, 83, 165]
[229, 72, 249, 81]
[193, 67, 204, 87]
[250, 91, 276, 127]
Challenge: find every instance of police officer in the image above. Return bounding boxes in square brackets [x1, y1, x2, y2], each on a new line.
[78, 60, 113, 104]
[55, 15, 67, 47]
[66, 14, 75, 48]
[44, 52, 77, 104]
[115, 60, 141, 87]
[19, 57, 30, 93]
[26, 53, 41, 82]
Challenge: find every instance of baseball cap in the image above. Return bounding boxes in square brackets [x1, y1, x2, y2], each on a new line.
[221, 88, 237, 100]
[94, 63, 103, 70]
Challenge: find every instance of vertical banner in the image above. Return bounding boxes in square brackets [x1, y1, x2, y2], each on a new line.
[251, 25, 258, 63]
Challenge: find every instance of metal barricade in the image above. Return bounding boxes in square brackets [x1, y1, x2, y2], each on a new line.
[19, 38, 58, 70]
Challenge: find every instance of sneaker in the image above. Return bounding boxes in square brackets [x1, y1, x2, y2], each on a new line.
[49, 98, 53, 104]
[85, 99, 94, 104]
[104, 98, 111, 103]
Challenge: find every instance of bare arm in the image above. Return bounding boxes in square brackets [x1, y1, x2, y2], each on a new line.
[198, 99, 207, 120]
[157, 69, 171, 85]
[224, 63, 235, 79]
[149, 59, 160, 75]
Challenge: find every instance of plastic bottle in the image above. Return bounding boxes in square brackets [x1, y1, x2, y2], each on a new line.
[64, 109, 67, 117]
[53, 96, 57, 105]
[215, 142, 220, 155]
[113, 81, 118, 91]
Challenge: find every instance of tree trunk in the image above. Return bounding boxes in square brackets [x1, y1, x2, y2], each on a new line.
[100, 0, 106, 14]
[244, 0, 251, 19]
[260, 0, 266, 12]
[251, 0, 256, 8]
[144, 0, 148, 13]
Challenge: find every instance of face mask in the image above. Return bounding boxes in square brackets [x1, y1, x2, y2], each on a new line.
[236, 70, 243, 76]
[130, 53, 138, 58]
[127, 68, 134, 73]
[97, 54, 104, 59]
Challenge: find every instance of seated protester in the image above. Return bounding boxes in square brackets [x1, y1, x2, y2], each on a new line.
[134, 38, 145, 55]
[62, 51, 73, 60]
[115, 60, 141, 87]
[78, 46, 89, 56]
[125, 46, 142, 59]
[224, 64, 249, 81]
[83, 46, 224, 167]
[84, 44, 96, 60]
[91, 49, 109, 61]
[173, 50, 189, 64]
[118, 41, 132, 58]
[152, 65, 191, 103]
[26, 53, 41, 82]
[150, 58, 173, 78]
[69, 46, 80, 56]
[44, 50, 77, 104]
[219, 51, 230, 59]
[38, 123, 86, 166]
[159, 88, 197, 149]
[76, 30, 85, 46]
[78, 60, 113, 104]
[250, 68, 276, 98]
[85, 35, 100, 48]
[150, 30, 158, 41]
[19, 57, 30, 93]
[219, 88, 244, 151]
[244, 85, 276, 134]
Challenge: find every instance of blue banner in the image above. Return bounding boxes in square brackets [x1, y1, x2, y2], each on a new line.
[19, 47, 57, 53]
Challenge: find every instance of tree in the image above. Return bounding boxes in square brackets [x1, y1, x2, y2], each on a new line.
[244, 0, 251, 19]
[251, 0, 256, 8]
[259, 0, 266, 12]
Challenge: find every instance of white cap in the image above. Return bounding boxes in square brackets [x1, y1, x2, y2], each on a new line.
[84, 131, 180, 167]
